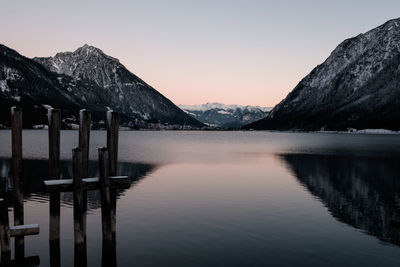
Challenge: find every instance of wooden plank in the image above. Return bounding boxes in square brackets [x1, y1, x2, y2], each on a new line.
[0, 198, 11, 264]
[11, 106, 24, 259]
[9, 224, 40, 237]
[72, 148, 87, 267]
[43, 176, 130, 192]
[79, 109, 90, 245]
[107, 111, 119, 248]
[48, 108, 61, 267]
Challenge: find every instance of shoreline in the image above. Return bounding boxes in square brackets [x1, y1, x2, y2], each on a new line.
[0, 127, 399, 135]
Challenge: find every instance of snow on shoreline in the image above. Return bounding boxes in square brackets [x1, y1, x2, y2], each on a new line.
[316, 129, 400, 135]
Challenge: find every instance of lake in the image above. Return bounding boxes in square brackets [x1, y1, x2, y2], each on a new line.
[1, 130, 400, 266]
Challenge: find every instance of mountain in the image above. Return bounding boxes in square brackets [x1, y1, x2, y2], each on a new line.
[178, 103, 271, 128]
[0, 44, 203, 128]
[0, 44, 91, 127]
[245, 18, 400, 131]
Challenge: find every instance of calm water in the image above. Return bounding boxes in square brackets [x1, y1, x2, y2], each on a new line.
[1, 130, 400, 266]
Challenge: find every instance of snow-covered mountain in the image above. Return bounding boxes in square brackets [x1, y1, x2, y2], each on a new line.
[245, 18, 400, 131]
[179, 102, 271, 128]
[0, 44, 203, 128]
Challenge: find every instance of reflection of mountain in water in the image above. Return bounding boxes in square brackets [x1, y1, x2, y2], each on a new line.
[280, 153, 400, 246]
[0, 158, 157, 209]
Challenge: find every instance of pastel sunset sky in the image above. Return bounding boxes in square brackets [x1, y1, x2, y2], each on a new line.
[1, 0, 400, 106]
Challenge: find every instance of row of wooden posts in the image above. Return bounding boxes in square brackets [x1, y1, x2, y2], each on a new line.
[0, 107, 129, 267]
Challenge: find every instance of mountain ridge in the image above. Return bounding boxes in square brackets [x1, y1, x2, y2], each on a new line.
[245, 18, 400, 131]
[0, 44, 203, 128]
[34, 44, 203, 127]
[179, 102, 271, 128]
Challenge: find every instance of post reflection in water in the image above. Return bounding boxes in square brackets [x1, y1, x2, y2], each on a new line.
[49, 239, 60, 267]
[0, 158, 157, 267]
[50, 224, 117, 267]
[279, 153, 400, 247]
[0, 158, 156, 208]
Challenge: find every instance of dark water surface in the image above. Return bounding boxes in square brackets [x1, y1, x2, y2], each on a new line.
[1, 130, 400, 266]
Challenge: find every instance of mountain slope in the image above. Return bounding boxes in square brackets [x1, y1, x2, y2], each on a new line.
[0, 44, 202, 128]
[0, 44, 104, 127]
[179, 103, 271, 128]
[245, 18, 400, 131]
[33, 44, 203, 127]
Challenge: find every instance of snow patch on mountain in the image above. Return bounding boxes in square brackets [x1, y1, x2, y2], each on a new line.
[0, 80, 9, 93]
[179, 102, 271, 113]
[179, 102, 271, 128]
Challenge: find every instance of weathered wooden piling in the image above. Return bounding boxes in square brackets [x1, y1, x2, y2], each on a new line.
[79, 109, 91, 178]
[98, 147, 116, 266]
[1, 108, 41, 265]
[0, 198, 11, 265]
[48, 108, 61, 267]
[107, 111, 119, 176]
[0, 198, 40, 266]
[106, 111, 119, 246]
[41, 109, 126, 266]
[11, 106, 24, 259]
[99, 148, 111, 241]
[48, 108, 61, 181]
[72, 148, 87, 267]
[79, 109, 90, 243]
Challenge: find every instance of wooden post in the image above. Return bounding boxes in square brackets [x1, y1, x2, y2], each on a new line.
[72, 148, 86, 267]
[48, 108, 61, 267]
[79, 109, 90, 178]
[107, 111, 119, 176]
[98, 148, 116, 266]
[106, 111, 119, 246]
[48, 108, 61, 180]
[11, 107, 24, 259]
[0, 198, 11, 265]
[99, 148, 111, 241]
[79, 109, 90, 243]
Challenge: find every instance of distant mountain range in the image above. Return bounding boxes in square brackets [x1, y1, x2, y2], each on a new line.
[0, 44, 203, 128]
[245, 18, 400, 131]
[179, 103, 271, 128]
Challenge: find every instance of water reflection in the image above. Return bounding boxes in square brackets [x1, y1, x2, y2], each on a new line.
[280, 153, 400, 246]
[0, 158, 157, 209]
[0, 158, 157, 267]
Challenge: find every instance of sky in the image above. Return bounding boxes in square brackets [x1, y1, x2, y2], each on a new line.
[1, 0, 400, 107]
